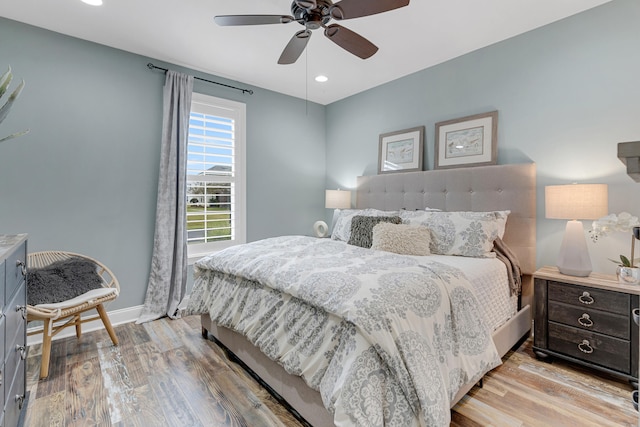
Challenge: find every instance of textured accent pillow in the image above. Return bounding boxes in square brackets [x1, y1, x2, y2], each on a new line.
[331, 208, 399, 242]
[371, 223, 431, 256]
[348, 215, 402, 248]
[401, 210, 510, 257]
[27, 257, 103, 305]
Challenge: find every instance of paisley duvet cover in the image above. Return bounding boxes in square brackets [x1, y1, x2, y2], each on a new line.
[186, 236, 501, 426]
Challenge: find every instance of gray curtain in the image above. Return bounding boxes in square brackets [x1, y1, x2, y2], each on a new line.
[138, 70, 194, 323]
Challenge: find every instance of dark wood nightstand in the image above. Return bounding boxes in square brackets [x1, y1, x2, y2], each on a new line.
[533, 266, 639, 382]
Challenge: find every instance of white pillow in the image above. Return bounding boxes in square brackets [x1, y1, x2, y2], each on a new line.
[331, 208, 399, 242]
[371, 223, 431, 256]
[401, 210, 510, 257]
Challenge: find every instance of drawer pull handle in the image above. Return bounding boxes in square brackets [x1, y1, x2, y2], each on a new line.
[578, 291, 594, 305]
[15, 394, 25, 410]
[16, 259, 26, 277]
[578, 339, 594, 354]
[578, 313, 593, 327]
[16, 305, 27, 320]
[16, 344, 27, 360]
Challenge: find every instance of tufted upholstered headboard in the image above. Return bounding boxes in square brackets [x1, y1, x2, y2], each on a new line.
[356, 163, 536, 275]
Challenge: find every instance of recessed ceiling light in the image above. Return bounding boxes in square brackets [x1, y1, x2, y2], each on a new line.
[315, 75, 328, 83]
[82, 0, 103, 6]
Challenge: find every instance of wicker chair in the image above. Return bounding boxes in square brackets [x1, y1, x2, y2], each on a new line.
[27, 251, 120, 379]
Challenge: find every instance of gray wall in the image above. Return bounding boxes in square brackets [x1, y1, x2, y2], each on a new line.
[1, 0, 639, 313]
[0, 18, 326, 310]
[325, 0, 640, 275]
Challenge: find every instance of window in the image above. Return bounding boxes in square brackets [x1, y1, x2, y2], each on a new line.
[187, 93, 246, 259]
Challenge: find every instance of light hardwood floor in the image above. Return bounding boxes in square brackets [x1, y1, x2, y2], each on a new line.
[24, 316, 639, 426]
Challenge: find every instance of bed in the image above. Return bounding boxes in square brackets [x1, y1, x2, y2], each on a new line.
[187, 163, 536, 426]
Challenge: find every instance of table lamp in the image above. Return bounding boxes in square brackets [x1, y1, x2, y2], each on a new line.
[325, 189, 351, 210]
[545, 183, 608, 277]
[313, 189, 352, 237]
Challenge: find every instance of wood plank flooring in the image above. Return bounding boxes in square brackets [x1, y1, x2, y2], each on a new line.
[24, 316, 639, 426]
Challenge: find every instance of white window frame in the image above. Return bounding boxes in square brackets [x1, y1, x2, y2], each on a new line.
[187, 93, 246, 262]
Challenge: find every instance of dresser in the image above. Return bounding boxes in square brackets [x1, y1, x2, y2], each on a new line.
[0, 234, 28, 427]
[533, 266, 639, 382]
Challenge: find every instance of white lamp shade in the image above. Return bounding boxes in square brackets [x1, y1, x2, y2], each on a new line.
[545, 184, 608, 220]
[325, 190, 351, 209]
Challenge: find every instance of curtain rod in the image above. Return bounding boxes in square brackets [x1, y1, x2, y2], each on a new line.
[146, 63, 254, 95]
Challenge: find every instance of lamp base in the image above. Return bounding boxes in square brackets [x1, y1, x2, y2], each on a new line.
[557, 266, 592, 277]
[557, 220, 592, 277]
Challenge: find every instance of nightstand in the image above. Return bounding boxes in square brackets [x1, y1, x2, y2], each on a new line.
[533, 266, 639, 382]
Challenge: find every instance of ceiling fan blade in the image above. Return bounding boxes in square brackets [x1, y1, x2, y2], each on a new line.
[214, 15, 294, 26]
[330, 0, 409, 20]
[278, 30, 312, 64]
[324, 24, 378, 59]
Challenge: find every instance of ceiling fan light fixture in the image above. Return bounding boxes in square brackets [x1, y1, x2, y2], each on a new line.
[315, 75, 329, 82]
[81, 0, 103, 5]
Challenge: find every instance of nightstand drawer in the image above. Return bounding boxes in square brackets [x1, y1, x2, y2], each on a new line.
[548, 281, 630, 315]
[548, 322, 630, 374]
[548, 301, 630, 339]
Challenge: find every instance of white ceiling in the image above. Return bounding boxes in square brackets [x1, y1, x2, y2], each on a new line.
[1, 0, 611, 105]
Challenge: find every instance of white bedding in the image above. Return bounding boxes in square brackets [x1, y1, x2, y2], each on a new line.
[186, 236, 509, 426]
[427, 254, 517, 332]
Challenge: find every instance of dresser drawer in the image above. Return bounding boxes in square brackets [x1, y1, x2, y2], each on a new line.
[548, 322, 630, 374]
[4, 321, 26, 406]
[1, 361, 5, 416]
[3, 358, 25, 427]
[0, 260, 5, 310]
[548, 281, 630, 315]
[548, 301, 630, 340]
[4, 283, 25, 360]
[0, 316, 5, 369]
[4, 241, 26, 302]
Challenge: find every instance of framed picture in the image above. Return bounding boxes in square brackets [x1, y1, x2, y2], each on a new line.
[378, 126, 424, 174]
[434, 111, 498, 169]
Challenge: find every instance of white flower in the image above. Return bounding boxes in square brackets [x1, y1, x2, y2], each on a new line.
[590, 212, 640, 242]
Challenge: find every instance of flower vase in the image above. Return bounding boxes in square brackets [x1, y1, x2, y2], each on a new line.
[616, 266, 640, 285]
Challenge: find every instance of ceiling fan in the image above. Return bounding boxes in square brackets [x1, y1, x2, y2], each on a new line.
[214, 0, 410, 64]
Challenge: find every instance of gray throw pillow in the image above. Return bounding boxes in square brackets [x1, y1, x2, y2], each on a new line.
[348, 215, 402, 248]
[27, 257, 103, 305]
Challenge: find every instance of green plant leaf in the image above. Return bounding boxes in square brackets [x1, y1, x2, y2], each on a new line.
[0, 79, 24, 125]
[0, 66, 27, 144]
[0, 66, 12, 99]
[620, 255, 631, 267]
[0, 129, 29, 143]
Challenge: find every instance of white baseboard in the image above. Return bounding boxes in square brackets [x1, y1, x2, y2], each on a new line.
[27, 304, 143, 346]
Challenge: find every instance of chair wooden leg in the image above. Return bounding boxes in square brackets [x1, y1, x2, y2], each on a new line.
[75, 314, 82, 339]
[96, 304, 118, 346]
[40, 318, 53, 379]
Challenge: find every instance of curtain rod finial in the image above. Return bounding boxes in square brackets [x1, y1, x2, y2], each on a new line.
[147, 63, 154, 69]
